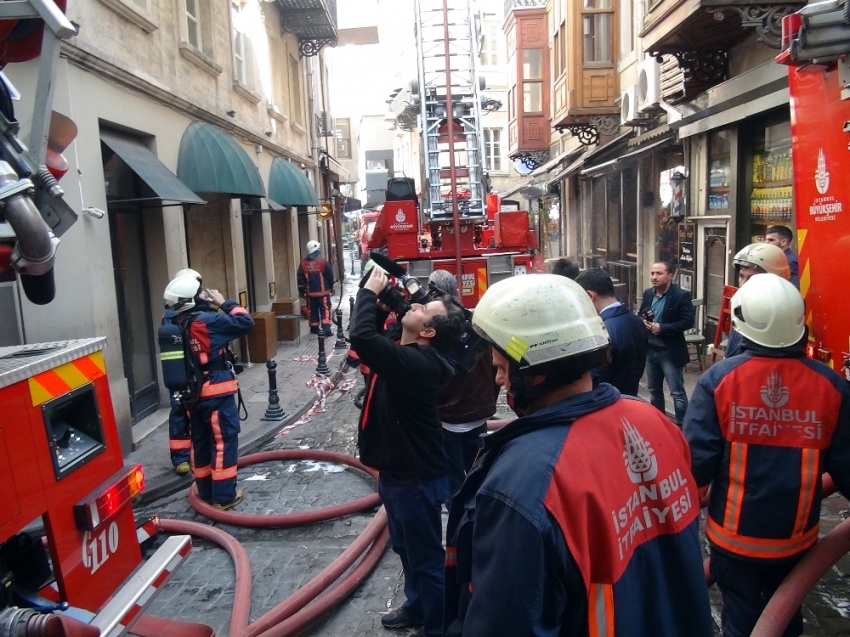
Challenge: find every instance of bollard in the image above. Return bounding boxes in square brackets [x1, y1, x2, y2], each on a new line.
[334, 308, 348, 349]
[348, 296, 355, 330]
[351, 250, 356, 275]
[261, 359, 287, 421]
[316, 332, 331, 375]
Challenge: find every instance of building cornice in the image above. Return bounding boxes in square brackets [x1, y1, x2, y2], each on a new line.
[60, 41, 316, 168]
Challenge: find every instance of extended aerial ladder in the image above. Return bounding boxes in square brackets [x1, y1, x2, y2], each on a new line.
[414, 0, 486, 221]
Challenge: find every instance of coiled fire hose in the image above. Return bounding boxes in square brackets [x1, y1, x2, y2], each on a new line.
[151, 450, 387, 637]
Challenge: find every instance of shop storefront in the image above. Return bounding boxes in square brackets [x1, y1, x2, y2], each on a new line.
[674, 61, 792, 341]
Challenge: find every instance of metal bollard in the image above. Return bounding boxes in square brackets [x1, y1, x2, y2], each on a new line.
[316, 332, 331, 375]
[334, 308, 348, 349]
[351, 250, 356, 275]
[261, 359, 287, 421]
[348, 296, 355, 330]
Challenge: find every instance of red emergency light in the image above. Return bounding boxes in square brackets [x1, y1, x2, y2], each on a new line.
[73, 464, 145, 531]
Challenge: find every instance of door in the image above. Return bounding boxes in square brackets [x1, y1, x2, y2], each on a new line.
[108, 210, 160, 423]
[703, 227, 727, 344]
[242, 210, 258, 313]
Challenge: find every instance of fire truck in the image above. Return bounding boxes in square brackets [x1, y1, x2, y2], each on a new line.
[0, 1, 190, 635]
[366, 0, 542, 307]
[776, 1, 850, 376]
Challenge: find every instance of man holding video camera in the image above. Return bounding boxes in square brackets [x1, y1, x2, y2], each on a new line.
[351, 264, 464, 637]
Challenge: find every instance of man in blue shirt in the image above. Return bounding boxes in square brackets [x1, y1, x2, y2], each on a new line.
[638, 261, 694, 425]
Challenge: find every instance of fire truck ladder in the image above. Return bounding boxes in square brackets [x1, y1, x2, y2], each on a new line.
[414, 0, 486, 221]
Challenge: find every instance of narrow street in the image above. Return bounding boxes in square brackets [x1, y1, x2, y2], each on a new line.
[125, 256, 850, 637]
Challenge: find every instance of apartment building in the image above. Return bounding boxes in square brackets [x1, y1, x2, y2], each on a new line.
[505, 0, 797, 334]
[4, 0, 339, 451]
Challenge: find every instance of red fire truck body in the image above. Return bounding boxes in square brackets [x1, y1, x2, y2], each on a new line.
[367, 198, 543, 308]
[778, 8, 850, 375]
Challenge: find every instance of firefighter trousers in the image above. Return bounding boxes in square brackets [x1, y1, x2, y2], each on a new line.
[189, 394, 240, 505]
[168, 395, 191, 467]
[308, 295, 333, 334]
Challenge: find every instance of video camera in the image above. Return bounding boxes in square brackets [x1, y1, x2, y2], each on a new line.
[360, 251, 430, 315]
[639, 308, 655, 322]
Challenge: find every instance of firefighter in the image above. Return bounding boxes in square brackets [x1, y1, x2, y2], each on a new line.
[166, 267, 203, 476]
[298, 240, 335, 335]
[444, 274, 714, 637]
[163, 275, 254, 510]
[684, 273, 850, 637]
[725, 242, 790, 358]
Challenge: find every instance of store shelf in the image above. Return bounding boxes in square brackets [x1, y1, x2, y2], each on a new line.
[753, 179, 793, 188]
[710, 152, 731, 159]
[709, 186, 731, 192]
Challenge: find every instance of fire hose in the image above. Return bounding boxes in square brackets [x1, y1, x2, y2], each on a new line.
[145, 450, 388, 637]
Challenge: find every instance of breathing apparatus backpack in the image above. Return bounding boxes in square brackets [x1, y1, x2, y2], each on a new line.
[158, 312, 203, 406]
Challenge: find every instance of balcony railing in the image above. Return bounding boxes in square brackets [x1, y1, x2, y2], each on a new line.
[276, 0, 338, 56]
[504, 0, 546, 17]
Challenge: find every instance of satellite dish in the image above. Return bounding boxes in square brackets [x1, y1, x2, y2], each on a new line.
[514, 158, 533, 175]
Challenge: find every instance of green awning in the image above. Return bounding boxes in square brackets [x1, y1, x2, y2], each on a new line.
[100, 130, 205, 207]
[268, 157, 320, 206]
[177, 122, 265, 197]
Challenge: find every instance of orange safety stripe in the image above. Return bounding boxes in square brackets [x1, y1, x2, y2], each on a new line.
[200, 380, 239, 397]
[445, 546, 457, 567]
[793, 448, 819, 536]
[169, 440, 192, 450]
[723, 442, 748, 531]
[230, 306, 249, 315]
[588, 583, 615, 637]
[211, 409, 225, 470]
[194, 465, 212, 479]
[211, 466, 238, 481]
[706, 517, 819, 560]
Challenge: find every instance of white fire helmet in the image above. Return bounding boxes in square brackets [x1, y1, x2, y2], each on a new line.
[307, 240, 321, 254]
[174, 268, 202, 283]
[732, 243, 790, 280]
[730, 273, 805, 348]
[164, 274, 202, 312]
[472, 274, 610, 377]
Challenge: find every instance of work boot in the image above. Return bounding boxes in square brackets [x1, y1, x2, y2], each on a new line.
[174, 462, 191, 476]
[214, 488, 244, 511]
[380, 607, 423, 629]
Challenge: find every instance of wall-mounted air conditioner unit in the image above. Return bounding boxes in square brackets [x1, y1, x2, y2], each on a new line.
[637, 56, 661, 112]
[620, 85, 646, 125]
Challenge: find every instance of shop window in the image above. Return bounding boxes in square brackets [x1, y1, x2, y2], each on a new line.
[582, 0, 613, 65]
[335, 118, 352, 158]
[707, 129, 732, 214]
[484, 128, 503, 172]
[658, 165, 686, 266]
[748, 118, 793, 243]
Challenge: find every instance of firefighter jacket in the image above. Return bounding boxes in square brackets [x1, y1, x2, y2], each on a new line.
[350, 288, 451, 478]
[445, 384, 714, 637]
[297, 251, 334, 298]
[164, 300, 254, 400]
[684, 341, 850, 563]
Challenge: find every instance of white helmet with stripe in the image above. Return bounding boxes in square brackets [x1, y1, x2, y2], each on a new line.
[164, 274, 201, 312]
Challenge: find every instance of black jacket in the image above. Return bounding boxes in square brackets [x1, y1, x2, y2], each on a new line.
[439, 345, 498, 424]
[350, 288, 450, 477]
[594, 303, 648, 396]
[639, 284, 694, 368]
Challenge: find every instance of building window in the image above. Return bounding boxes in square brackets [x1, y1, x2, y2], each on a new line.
[484, 128, 502, 172]
[335, 118, 351, 158]
[480, 22, 499, 66]
[186, 0, 201, 49]
[582, 0, 613, 64]
[619, 0, 633, 57]
[288, 55, 303, 124]
[522, 49, 543, 112]
[231, 0, 253, 85]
